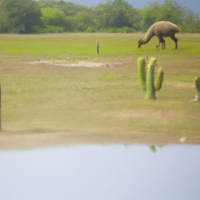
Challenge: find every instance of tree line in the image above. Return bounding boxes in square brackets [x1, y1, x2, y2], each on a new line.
[0, 0, 199, 34]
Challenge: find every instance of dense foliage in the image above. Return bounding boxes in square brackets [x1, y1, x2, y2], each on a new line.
[0, 0, 199, 33]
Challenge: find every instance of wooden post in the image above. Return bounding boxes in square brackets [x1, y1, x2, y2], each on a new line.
[97, 43, 99, 54]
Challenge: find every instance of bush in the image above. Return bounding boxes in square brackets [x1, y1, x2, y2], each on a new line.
[33, 26, 46, 33]
[33, 25, 64, 33]
[86, 27, 97, 32]
[98, 27, 136, 33]
[107, 27, 117, 33]
[125, 27, 136, 33]
[116, 27, 136, 33]
[46, 25, 64, 33]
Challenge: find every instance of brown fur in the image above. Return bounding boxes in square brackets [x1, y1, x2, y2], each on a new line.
[138, 21, 179, 50]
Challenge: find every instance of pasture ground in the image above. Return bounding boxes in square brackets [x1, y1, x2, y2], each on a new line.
[0, 33, 200, 149]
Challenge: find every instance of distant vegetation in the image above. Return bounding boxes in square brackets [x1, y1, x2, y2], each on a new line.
[0, 0, 199, 33]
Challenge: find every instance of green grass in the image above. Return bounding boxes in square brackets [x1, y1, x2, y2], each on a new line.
[0, 33, 200, 58]
[0, 33, 200, 145]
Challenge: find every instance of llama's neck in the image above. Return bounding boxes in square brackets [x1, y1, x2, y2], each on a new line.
[141, 28, 154, 44]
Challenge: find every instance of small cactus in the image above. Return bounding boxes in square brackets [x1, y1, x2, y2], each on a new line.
[193, 77, 200, 101]
[137, 57, 164, 100]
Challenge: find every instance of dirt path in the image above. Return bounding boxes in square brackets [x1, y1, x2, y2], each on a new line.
[29, 60, 122, 68]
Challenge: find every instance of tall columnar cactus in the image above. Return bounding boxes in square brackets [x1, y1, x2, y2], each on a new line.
[194, 77, 200, 101]
[137, 57, 164, 100]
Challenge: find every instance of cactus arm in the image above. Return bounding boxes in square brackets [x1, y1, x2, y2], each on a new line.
[137, 57, 146, 91]
[195, 77, 200, 97]
[155, 67, 164, 91]
[145, 58, 157, 100]
[137, 57, 164, 100]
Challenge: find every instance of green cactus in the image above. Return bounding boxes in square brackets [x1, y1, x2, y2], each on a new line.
[137, 57, 164, 100]
[137, 57, 146, 91]
[194, 77, 200, 101]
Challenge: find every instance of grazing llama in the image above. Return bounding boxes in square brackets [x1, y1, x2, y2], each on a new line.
[138, 21, 179, 50]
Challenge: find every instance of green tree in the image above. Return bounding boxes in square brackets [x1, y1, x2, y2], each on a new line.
[94, 0, 137, 31]
[72, 12, 94, 32]
[64, 16, 75, 32]
[139, 7, 158, 31]
[37, 0, 94, 32]
[38, 0, 91, 16]
[0, 0, 42, 33]
[40, 8, 66, 29]
[180, 11, 200, 33]
[150, 0, 186, 24]
[0, 0, 198, 34]
[138, 0, 186, 31]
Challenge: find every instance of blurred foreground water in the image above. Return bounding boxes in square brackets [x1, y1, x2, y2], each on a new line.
[0, 144, 200, 200]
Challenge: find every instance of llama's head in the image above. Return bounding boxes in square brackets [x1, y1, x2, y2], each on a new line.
[138, 39, 142, 48]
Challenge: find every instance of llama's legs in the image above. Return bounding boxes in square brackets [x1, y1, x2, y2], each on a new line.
[158, 36, 165, 50]
[170, 35, 178, 49]
[161, 38, 165, 50]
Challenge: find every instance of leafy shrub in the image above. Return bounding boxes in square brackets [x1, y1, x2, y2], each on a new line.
[98, 27, 136, 33]
[86, 27, 97, 32]
[124, 27, 136, 33]
[46, 25, 64, 33]
[33, 25, 64, 33]
[116, 27, 136, 33]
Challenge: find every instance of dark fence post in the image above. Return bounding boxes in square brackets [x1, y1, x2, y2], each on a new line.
[97, 43, 99, 54]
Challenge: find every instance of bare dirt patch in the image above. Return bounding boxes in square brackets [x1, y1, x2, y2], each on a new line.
[29, 60, 122, 68]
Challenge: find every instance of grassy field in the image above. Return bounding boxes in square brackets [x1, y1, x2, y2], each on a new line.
[0, 33, 200, 148]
